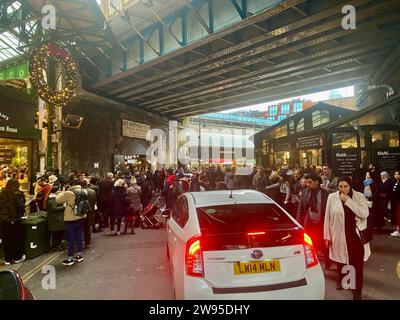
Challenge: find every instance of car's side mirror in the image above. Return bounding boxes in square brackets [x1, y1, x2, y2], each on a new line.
[161, 209, 172, 219]
[0, 270, 29, 300]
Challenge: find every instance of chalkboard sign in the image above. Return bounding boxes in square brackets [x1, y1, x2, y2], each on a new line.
[332, 148, 360, 176]
[373, 149, 400, 171]
[296, 135, 323, 149]
[273, 142, 291, 152]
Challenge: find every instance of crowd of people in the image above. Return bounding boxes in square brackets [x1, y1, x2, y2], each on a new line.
[0, 162, 399, 300]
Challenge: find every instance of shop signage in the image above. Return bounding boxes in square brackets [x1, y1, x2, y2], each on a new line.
[296, 135, 323, 149]
[0, 148, 13, 164]
[122, 119, 150, 140]
[273, 142, 290, 152]
[0, 61, 28, 81]
[0, 95, 35, 139]
[332, 148, 360, 176]
[0, 111, 18, 134]
[374, 149, 400, 171]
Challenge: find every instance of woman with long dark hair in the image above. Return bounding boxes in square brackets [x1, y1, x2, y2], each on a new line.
[0, 179, 26, 264]
[324, 176, 371, 300]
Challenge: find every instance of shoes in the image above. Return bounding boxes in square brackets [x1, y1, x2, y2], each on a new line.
[122, 230, 127, 235]
[62, 258, 75, 266]
[84, 245, 91, 249]
[390, 230, 400, 237]
[131, 229, 135, 235]
[3, 260, 12, 265]
[74, 255, 83, 262]
[14, 254, 26, 264]
[116, 231, 121, 236]
[107, 231, 116, 236]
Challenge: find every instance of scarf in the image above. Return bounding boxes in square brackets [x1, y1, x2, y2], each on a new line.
[363, 178, 373, 186]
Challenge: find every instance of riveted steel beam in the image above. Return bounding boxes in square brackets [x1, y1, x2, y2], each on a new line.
[178, 76, 369, 118]
[110, 0, 386, 98]
[144, 36, 398, 109]
[136, 24, 396, 105]
[161, 64, 377, 116]
[159, 52, 383, 112]
[90, 0, 305, 89]
[121, 4, 399, 101]
[172, 69, 374, 118]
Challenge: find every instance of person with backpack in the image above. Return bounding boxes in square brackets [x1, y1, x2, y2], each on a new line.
[56, 178, 88, 266]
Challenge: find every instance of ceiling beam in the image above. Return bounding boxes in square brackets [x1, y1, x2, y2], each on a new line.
[108, 0, 394, 97]
[90, 0, 305, 89]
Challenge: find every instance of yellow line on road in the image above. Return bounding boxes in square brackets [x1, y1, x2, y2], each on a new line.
[22, 251, 64, 284]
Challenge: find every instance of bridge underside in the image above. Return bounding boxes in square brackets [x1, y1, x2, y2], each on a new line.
[90, 0, 400, 119]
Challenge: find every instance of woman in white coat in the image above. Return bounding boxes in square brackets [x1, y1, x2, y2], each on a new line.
[324, 176, 371, 300]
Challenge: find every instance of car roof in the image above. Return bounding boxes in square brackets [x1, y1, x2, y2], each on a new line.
[188, 190, 275, 207]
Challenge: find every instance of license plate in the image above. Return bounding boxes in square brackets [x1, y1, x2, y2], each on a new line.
[233, 260, 281, 275]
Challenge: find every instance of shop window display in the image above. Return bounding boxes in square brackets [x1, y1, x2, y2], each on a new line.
[371, 130, 399, 148]
[332, 132, 358, 148]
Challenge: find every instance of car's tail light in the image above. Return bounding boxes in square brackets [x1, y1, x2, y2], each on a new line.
[247, 231, 266, 236]
[303, 232, 318, 268]
[185, 235, 204, 277]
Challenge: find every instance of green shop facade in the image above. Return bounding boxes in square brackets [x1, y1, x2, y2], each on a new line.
[0, 85, 41, 192]
[255, 94, 400, 180]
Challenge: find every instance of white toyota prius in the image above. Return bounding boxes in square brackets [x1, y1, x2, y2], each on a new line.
[165, 190, 325, 300]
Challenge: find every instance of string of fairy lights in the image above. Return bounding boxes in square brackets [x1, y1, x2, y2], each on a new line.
[28, 43, 78, 107]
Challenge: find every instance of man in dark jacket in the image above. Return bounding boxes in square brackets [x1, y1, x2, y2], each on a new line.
[98, 173, 114, 228]
[296, 173, 330, 269]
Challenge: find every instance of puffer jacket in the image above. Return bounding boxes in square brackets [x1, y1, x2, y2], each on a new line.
[0, 189, 25, 222]
[55, 185, 86, 222]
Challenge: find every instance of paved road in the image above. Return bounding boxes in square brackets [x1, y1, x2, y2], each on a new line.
[1, 227, 399, 300]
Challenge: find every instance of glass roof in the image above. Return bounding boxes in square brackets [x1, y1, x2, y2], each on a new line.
[0, 30, 23, 62]
[0, 1, 32, 64]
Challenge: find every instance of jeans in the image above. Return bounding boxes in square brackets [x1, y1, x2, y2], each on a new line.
[65, 219, 84, 258]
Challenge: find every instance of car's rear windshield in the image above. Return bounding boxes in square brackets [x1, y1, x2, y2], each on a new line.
[196, 203, 295, 235]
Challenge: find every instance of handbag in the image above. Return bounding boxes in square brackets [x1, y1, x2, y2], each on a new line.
[356, 226, 373, 244]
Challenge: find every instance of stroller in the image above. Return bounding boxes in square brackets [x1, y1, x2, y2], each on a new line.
[140, 195, 166, 229]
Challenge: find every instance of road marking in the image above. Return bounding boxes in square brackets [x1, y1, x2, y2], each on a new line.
[22, 251, 64, 284]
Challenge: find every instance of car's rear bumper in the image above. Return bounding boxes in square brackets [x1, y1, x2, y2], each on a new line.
[183, 264, 325, 300]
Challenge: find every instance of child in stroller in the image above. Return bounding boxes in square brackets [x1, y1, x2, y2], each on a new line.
[141, 195, 166, 229]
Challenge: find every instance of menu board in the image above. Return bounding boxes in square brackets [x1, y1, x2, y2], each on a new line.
[374, 149, 400, 171]
[296, 135, 323, 149]
[273, 142, 291, 152]
[332, 148, 360, 176]
[0, 148, 13, 164]
[122, 119, 150, 140]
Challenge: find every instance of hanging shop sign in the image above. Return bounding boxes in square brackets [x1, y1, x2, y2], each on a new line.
[29, 42, 78, 107]
[122, 119, 150, 140]
[0, 61, 28, 81]
[0, 99, 35, 139]
[373, 149, 400, 171]
[296, 135, 324, 149]
[273, 142, 291, 152]
[332, 148, 360, 176]
[0, 148, 13, 164]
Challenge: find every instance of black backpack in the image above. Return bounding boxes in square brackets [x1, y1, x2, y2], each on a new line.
[72, 189, 90, 216]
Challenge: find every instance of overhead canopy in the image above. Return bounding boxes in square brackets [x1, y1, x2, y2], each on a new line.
[89, 0, 400, 119]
